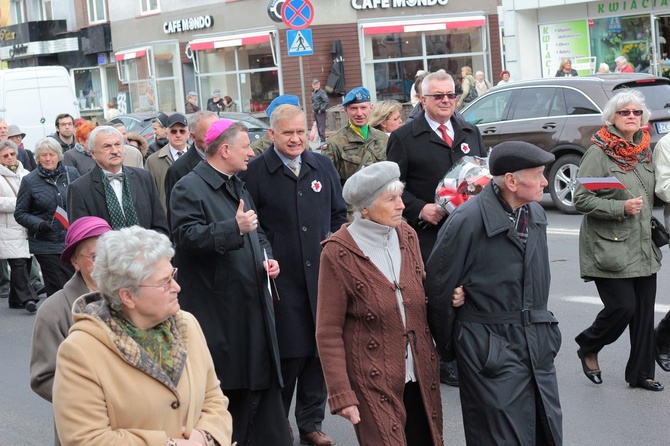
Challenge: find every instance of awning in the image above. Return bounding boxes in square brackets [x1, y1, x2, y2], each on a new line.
[189, 31, 271, 51]
[362, 15, 486, 35]
[114, 48, 148, 62]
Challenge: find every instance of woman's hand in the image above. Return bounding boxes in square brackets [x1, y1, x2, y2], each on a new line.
[338, 405, 361, 425]
[174, 428, 208, 445]
[624, 196, 644, 215]
[452, 286, 465, 307]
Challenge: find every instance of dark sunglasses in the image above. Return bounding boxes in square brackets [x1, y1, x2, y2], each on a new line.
[424, 93, 458, 101]
[169, 128, 188, 135]
[615, 109, 643, 116]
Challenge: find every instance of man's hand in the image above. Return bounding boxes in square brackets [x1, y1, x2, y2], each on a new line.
[452, 286, 465, 307]
[264, 259, 280, 279]
[421, 203, 446, 225]
[236, 199, 258, 234]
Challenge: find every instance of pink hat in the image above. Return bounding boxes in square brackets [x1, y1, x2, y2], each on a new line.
[61, 217, 113, 265]
[205, 119, 236, 146]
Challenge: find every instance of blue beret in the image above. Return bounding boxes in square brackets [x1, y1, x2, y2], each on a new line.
[266, 94, 301, 118]
[342, 87, 371, 106]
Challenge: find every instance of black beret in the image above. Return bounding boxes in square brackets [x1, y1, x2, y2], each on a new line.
[489, 141, 555, 175]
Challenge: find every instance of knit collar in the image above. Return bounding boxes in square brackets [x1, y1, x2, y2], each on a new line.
[348, 216, 395, 246]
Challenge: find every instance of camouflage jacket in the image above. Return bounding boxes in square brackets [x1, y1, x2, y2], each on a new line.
[251, 133, 273, 157]
[322, 124, 388, 185]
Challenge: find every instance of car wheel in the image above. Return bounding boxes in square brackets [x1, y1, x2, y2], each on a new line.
[548, 154, 581, 214]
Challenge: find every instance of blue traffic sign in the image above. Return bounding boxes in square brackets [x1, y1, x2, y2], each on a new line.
[282, 0, 314, 30]
[287, 29, 313, 57]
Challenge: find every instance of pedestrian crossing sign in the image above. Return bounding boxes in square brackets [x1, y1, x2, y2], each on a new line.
[287, 29, 313, 57]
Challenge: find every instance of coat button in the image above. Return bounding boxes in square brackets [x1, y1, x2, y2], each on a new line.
[302, 226, 307, 232]
[305, 261, 311, 267]
[171, 401, 180, 409]
[298, 191, 303, 196]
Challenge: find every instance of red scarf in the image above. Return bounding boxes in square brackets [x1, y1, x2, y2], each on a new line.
[590, 126, 651, 171]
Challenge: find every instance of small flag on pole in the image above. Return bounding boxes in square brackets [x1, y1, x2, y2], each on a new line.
[577, 176, 627, 191]
[54, 206, 70, 229]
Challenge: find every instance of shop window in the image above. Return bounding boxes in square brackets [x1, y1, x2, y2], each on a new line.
[141, 0, 160, 14]
[10, 0, 25, 24]
[590, 15, 651, 74]
[40, 0, 53, 20]
[73, 68, 104, 121]
[87, 0, 107, 24]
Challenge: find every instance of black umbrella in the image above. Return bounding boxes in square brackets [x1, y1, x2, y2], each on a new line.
[325, 39, 345, 96]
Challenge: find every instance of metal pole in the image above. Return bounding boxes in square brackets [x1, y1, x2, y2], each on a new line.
[299, 55, 306, 113]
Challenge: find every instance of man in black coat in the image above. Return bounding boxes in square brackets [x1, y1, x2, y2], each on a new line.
[239, 105, 346, 446]
[67, 126, 168, 236]
[386, 69, 487, 387]
[169, 119, 291, 446]
[164, 110, 218, 222]
[425, 142, 562, 445]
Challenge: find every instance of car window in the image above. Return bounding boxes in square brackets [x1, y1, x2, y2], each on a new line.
[563, 88, 600, 115]
[614, 83, 670, 111]
[461, 90, 513, 125]
[512, 88, 558, 120]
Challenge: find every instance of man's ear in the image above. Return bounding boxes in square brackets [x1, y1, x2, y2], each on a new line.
[268, 128, 276, 142]
[504, 172, 518, 192]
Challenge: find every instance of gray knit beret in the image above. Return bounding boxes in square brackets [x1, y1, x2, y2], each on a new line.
[489, 141, 555, 175]
[343, 161, 400, 209]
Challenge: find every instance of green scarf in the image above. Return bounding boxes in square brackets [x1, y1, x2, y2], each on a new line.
[111, 308, 177, 380]
[100, 168, 141, 229]
[349, 122, 369, 140]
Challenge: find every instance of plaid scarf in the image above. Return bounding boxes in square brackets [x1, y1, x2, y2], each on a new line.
[591, 125, 651, 171]
[100, 168, 140, 229]
[492, 182, 529, 247]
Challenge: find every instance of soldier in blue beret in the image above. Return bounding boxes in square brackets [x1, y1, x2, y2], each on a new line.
[252, 95, 301, 156]
[322, 87, 387, 194]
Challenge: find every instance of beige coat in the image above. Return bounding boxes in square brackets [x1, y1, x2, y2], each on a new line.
[53, 293, 232, 445]
[145, 145, 175, 211]
[123, 144, 145, 169]
[0, 162, 30, 259]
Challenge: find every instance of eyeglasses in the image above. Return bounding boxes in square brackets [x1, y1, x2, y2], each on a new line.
[79, 253, 96, 262]
[424, 93, 458, 101]
[615, 109, 644, 116]
[138, 268, 178, 292]
[169, 128, 188, 135]
[1, 153, 16, 158]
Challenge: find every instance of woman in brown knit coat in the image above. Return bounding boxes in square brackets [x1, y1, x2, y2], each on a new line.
[316, 162, 444, 446]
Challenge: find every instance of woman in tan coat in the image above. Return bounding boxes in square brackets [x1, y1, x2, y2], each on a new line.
[316, 162, 443, 445]
[53, 226, 232, 445]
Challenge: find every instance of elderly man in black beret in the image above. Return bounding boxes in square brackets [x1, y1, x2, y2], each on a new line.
[425, 141, 563, 446]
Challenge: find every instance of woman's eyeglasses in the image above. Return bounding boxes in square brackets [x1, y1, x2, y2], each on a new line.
[615, 109, 643, 116]
[1, 153, 16, 158]
[138, 268, 178, 292]
[424, 93, 458, 101]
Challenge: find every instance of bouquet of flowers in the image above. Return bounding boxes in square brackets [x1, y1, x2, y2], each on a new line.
[435, 156, 491, 214]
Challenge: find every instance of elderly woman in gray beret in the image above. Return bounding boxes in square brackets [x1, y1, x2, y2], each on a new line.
[315, 161, 444, 445]
[53, 226, 232, 446]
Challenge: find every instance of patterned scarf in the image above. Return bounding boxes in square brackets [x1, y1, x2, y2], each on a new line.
[74, 142, 92, 157]
[111, 308, 177, 381]
[6, 162, 18, 173]
[100, 168, 141, 229]
[349, 122, 369, 141]
[492, 181, 529, 247]
[37, 161, 66, 179]
[591, 126, 651, 171]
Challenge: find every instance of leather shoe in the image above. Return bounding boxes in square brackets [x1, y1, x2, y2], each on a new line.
[25, 300, 37, 314]
[299, 431, 336, 446]
[577, 350, 602, 385]
[440, 362, 459, 387]
[629, 379, 664, 391]
[656, 344, 670, 372]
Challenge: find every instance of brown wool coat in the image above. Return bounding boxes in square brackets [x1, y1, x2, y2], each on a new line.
[316, 222, 443, 446]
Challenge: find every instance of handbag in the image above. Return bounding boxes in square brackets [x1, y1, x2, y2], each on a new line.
[463, 76, 478, 103]
[651, 216, 669, 247]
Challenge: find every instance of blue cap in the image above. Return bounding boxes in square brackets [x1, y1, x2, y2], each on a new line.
[266, 94, 301, 118]
[342, 87, 371, 106]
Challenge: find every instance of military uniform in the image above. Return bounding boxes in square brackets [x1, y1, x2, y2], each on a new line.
[251, 133, 273, 157]
[322, 124, 388, 185]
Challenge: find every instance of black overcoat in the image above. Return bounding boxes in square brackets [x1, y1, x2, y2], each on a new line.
[66, 166, 169, 235]
[239, 147, 347, 358]
[425, 184, 562, 445]
[386, 111, 486, 262]
[169, 161, 283, 391]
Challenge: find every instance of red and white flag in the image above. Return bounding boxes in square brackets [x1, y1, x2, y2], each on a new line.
[577, 176, 627, 191]
[54, 206, 70, 229]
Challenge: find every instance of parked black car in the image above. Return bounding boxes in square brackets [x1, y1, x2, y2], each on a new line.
[461, 74, 670, 213]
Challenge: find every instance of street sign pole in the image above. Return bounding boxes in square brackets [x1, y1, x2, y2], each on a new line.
[299, 56, 306, 116]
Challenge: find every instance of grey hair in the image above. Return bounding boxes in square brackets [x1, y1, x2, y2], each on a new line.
[422, 71, 455, 95]
[352, 179, 405, 215]
[0, 118, 6, 125]
[89, 125, 123, 153]
[0, 139, 18, 154]
[601, 89, 650, 126]
[493, 171, 527, 188]
[615, 55, 628, 65]
[188, 110, 217, 132]
[205, 121, 248, 157]
[34, 137, 63, 160]
[368, 100, 402, 130]
[92, 226, 175, 311]
[270, 104, 305, 130]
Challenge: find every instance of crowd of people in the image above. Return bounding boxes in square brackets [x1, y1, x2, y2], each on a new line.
[0, 64, 665, 446]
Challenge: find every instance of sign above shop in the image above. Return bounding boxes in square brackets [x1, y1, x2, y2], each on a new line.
[282, 0, 314, 30]
[351, 0, 449, 9]
[163, 15, 214, 34]
[267, 0, 285, 22]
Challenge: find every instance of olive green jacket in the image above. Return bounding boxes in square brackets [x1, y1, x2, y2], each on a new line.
[322, 124, 388, 185]
[574, 127, 662, 279]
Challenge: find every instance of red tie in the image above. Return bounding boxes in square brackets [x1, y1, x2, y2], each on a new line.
[438, 124, 453, 147]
